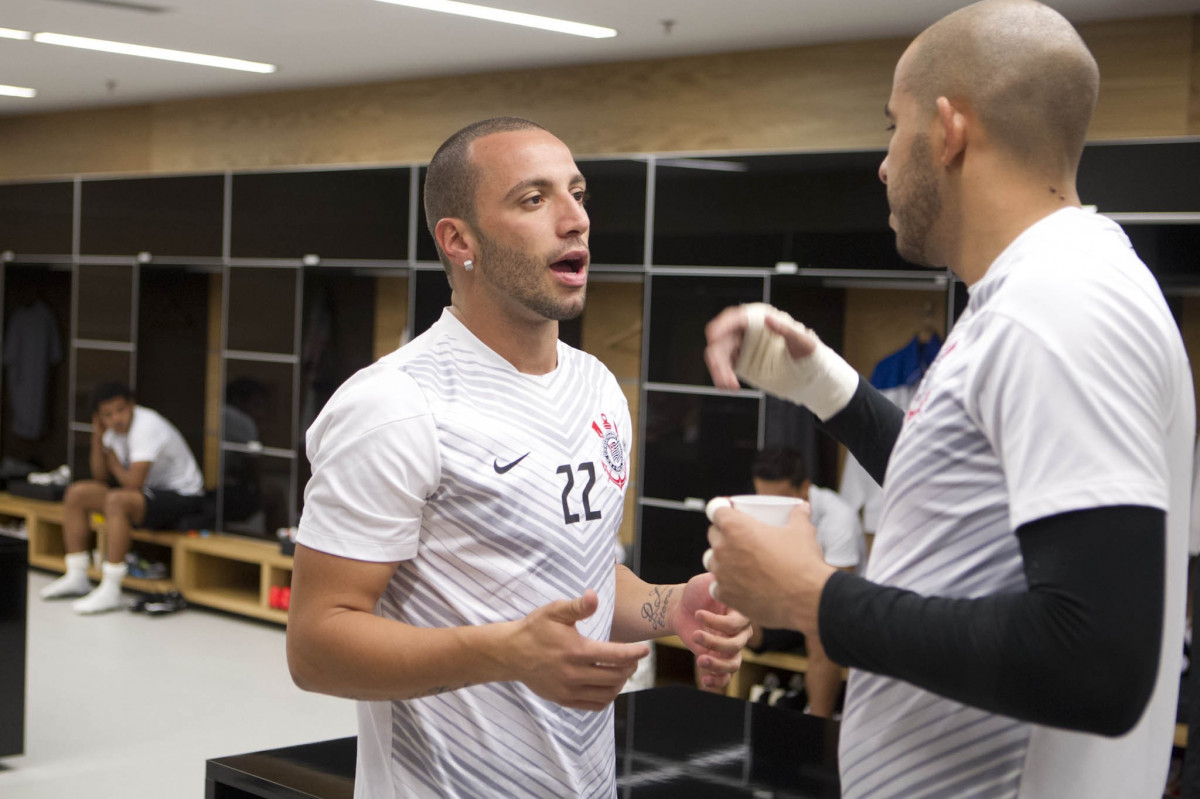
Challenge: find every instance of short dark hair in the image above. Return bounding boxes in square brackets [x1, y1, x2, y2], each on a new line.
[422, 117, 548, 277]
[752, 447, 808, 487]
[91, 381, 134, 412]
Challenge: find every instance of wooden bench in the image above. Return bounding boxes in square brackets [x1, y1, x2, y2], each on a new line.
[0, 491, 290, 625]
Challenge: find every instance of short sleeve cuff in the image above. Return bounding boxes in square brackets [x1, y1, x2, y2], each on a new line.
[1010, 477, 1168, 530]
[296, 522, 419, 563]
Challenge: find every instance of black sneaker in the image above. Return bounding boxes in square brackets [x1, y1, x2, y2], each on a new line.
[144, 591, 187, 616]
[129, 593, 159, 612]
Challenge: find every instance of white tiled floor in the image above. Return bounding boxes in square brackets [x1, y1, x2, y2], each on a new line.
[0, 570, 357, 799]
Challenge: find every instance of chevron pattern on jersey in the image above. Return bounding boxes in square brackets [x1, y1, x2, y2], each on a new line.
[840, 310, 1031, 799]
[379, 316, 630, 798]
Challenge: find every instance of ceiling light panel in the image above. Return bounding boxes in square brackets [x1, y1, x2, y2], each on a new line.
[0, 84, 36, 98]
[0, 28, 33, 40]
[32, 32, 277, 73]
[374, 0, 616, 39]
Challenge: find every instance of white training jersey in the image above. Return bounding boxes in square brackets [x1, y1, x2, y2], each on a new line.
[102, 405, 203, 496]
[298, 308, 631, 799]
[809, 484, 866, 573]
[840, 208, 1194, 799]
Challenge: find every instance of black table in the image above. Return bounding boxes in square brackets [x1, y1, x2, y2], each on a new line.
[0, 532, 27, 758]
[206, 686, 840, 798]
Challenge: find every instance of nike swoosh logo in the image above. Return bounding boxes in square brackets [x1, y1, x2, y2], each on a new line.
[493, 453, 530, 474]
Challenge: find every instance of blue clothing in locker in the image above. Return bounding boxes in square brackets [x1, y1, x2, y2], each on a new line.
[869, 333, 942, 391]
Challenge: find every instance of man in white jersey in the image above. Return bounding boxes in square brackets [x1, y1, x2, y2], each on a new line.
[287, 117, 753, 799]
[40, 381, 205, 614]
[702, 2, 1194, 798]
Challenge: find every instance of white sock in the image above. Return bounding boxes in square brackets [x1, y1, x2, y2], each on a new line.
[72, 561, 127, 614]
[40, 552, 93, 599]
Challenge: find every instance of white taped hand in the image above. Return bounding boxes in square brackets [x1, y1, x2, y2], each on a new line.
[733, 303, 859, 421]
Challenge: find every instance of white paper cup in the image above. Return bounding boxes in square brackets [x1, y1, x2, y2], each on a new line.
[703, 495, 805, 595]
[705, 494, 803, 525]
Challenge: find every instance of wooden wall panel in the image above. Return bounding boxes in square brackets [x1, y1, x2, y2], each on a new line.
[836, 285, 948, 486]
[373, 275, 408, 360]
[142, 38, 905, 175]
[1084, 17, 1194, 139]
[1, 15, 1196, 180]
[581, 279, 643, 548]
[0, 106, 154, 179]
[1190, 17, 1200, 135]
[580, 280, 643, 382]
[841, 286, 948, 379]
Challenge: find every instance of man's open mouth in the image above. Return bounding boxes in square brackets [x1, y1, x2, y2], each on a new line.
[550, 253, 586, 274]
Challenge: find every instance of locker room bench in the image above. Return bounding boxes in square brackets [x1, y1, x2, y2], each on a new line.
[0, 491, 290, 625]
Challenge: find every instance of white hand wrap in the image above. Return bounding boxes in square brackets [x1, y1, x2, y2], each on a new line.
[734, 303, 859, 421]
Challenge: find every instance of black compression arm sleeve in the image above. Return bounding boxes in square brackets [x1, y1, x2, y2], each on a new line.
[818, 505, 1164, 736]
[817, 377, 904, 485]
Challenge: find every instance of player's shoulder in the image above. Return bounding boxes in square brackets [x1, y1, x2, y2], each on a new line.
[987, 211, 1167, 338]
[130, 406, 171, 435]
[327, 359, 428, 430]
[810, 485, 859, 522]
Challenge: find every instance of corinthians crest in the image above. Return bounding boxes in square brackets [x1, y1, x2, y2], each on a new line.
[591, 413, 626, 488]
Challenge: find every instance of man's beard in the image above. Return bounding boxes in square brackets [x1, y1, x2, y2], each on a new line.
[475, 235, 586, 322]
[892, 134, 943, 268]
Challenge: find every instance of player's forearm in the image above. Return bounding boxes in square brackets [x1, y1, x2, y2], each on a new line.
[90, 445, 109, 482]
[107, 456, 143, 490]
[816, 377, 904, 486]
[818, 506, 1163, 735]
[103, 450, 127, 483]
[116, 473, 145, 490]
[288, 609, 517, 701]
[610, 564, 681, 642]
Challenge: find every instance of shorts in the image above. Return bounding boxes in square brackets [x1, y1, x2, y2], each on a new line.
[140, 487, 205, 530]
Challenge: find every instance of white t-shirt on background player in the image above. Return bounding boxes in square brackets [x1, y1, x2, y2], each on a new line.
[838, 208, 1194, 799]
[808, 484, 866, 573]
[298, 309, 632, 799]
[101, 405, 203, 497]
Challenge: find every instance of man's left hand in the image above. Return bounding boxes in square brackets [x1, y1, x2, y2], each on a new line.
[671, 573, 753, 690]
[706, 504, 835, 636]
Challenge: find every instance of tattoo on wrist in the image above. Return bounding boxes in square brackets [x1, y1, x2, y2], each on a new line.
[640, 586, 673, 631]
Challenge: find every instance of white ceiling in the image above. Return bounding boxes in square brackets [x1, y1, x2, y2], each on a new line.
[1, 0, 1198, 116]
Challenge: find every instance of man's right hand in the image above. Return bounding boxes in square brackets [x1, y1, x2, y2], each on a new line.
[704, 303, 858, 421]
[505, 590, 649, 712]
[91, 412, 106, 440]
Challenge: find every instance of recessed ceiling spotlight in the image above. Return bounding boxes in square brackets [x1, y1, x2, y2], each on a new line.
[375, 0, 616, 39]
[32, 32, 277, 73]
[0, 84, 36, 98]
